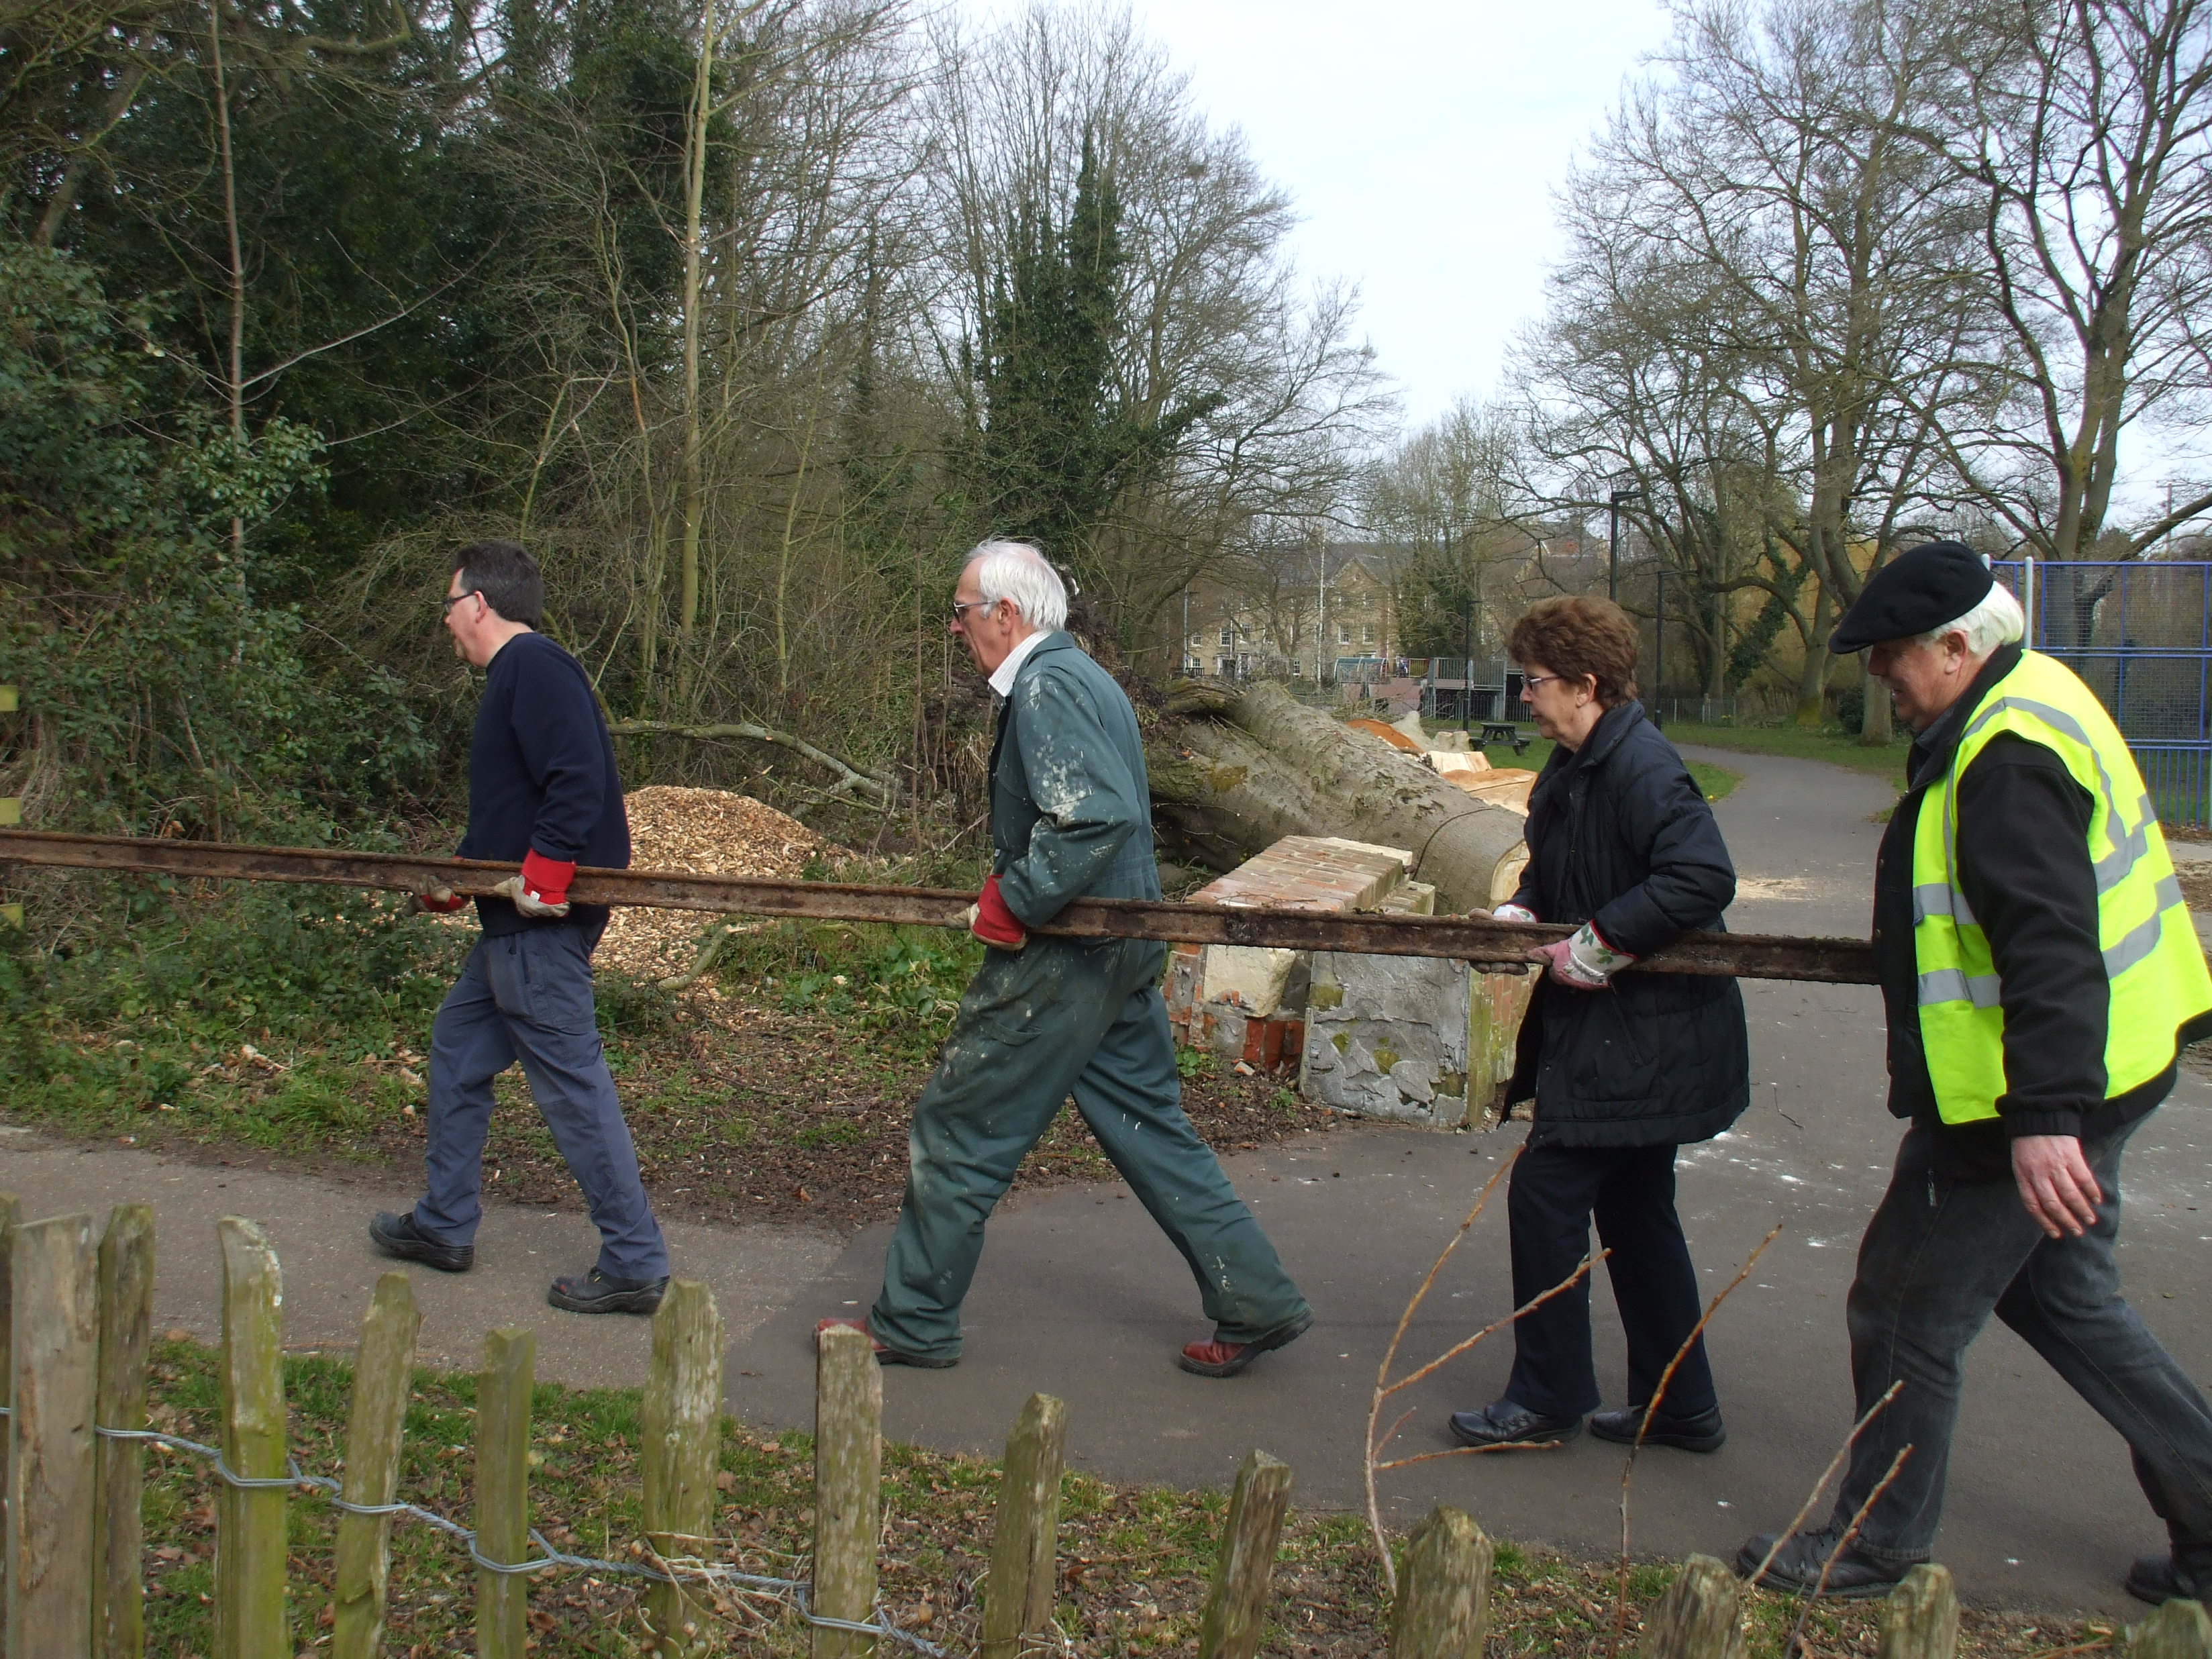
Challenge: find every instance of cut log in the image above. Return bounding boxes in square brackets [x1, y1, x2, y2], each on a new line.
[1151, 681, 1529, 915]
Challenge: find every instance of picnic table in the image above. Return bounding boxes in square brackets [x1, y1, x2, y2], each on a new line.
[1478, 721, 1531, 755]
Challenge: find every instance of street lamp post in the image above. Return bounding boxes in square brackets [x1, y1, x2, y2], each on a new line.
[1462, 593, 1474, 737]
[1607, 484, 1644, 602]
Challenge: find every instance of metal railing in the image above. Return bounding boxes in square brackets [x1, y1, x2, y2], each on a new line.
[1995, 560, 2212, 825]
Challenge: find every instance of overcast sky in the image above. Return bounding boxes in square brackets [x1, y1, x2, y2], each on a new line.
[958, 0, 1680, 435]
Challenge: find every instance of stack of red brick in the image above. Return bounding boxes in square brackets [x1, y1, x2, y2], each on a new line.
[1163, 836, 1412, 1074]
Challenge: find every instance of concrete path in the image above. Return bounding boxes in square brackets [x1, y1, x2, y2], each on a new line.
[4, 741, 2207, 1613]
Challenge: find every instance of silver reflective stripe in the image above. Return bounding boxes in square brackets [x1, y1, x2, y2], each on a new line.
[2101, 874, 2191, 979]
[1913, 883, 1977, 926]
[1918, 968, 2001, 1007]
[1959, 691, 2148, 893]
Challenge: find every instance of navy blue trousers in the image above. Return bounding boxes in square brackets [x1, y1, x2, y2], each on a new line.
[414, 923, 669, 1283]
[1501, 1140, 1717, 1420]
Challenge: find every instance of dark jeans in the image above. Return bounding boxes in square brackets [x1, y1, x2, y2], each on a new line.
[1833, 1117, 2212, 1562]
[1502, 1141, 1717, 1420]
[414, 924, 669, 1283]
[870, 937, 1309, 1361]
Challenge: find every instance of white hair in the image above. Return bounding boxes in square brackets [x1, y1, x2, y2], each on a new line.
[964, 540, 1069, 630]
[1915, 580, 2025, 656]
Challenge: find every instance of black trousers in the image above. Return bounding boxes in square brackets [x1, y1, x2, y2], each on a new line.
[1501, 1141, 1717, 1420]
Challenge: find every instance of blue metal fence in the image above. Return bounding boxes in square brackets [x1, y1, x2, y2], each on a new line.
[1993, 560, 2212, 827]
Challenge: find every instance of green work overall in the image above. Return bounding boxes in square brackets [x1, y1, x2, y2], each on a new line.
[868, 632, 1309, 1360]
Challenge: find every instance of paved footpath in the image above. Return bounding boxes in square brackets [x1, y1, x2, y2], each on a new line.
[6, 742, 2209, 1614]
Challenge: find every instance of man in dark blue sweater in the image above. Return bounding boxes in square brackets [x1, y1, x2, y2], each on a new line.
[369, 540, 670, 1313]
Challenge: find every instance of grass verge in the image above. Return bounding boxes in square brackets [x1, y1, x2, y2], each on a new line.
[1475, 739, 1742, 804]
[1663, 722, 1912, 785]
[0, 883, 1338, 1234]
[130, 1340, 2113, 1658]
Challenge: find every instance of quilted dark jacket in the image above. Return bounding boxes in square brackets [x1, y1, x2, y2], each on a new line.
[1502, 701, 1750, 1147]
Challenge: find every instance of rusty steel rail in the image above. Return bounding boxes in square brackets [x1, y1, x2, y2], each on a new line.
[0, 830, 1879, 985]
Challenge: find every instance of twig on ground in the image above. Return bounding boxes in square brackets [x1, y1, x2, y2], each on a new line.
[1785, 1444, 1913, 1656]
[1361, 1146, 1608, 1592]
[1606, 1225, 1782, 1658]
[1746, 1380, 1906, 1589]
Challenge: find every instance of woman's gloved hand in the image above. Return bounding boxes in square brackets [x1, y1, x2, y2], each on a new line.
[1492, 903, 1538, 923]
[1528, 920, 1636, 991]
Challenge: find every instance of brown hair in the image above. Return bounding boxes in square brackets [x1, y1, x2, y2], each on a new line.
[1507, 596, 1640, 707]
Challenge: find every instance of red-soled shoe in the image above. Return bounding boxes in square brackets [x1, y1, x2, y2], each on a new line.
[1176, 1311, 1313, 1378]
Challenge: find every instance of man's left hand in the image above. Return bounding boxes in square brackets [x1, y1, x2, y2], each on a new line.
[966, 873, 1027, 950]
[2012, 1134, 2103, 1240]
[493, 850, 574, 919]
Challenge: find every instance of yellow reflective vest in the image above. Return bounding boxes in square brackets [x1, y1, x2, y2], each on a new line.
[1911, 650, 2212, 1124]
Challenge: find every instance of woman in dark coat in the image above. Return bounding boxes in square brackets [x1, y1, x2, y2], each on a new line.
[1448, 596, 1750, 1453]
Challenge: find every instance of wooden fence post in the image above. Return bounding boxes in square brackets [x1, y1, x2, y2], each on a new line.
[1197, 1450, 1293, 1659]
[474, 1328, 536, 1659]
[811, 1324, 881, 1659]
[1387, 1506, 1493, 1659]
[980, 1393, 1067, 1659]
[215, 1217, 287, 1659]
[642, 1282, 723, 1659]
[1876, 1564, 1958, 1659]
[1638, 1555, 1745, 1659]
[93, 1205, 154, 1659]
[0, 1189, 19, 1657]
[2129, 1599, 2212, 1659]
[331, 1273, 420, 1659]
[5, 1213, 98, 1659]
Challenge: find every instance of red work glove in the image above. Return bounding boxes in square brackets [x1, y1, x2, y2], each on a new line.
[492, 849, 574, 919]
[409, 885, 469, 915]
[966, 873, 1027, 950]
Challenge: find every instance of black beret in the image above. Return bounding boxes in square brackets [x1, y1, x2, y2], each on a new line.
[1830, 540, 1995, 652]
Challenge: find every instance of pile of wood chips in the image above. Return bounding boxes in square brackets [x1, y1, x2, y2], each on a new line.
[593, 786, 837, 983]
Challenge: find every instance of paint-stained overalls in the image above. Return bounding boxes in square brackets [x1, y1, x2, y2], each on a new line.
[868, 632, 1311, 1360]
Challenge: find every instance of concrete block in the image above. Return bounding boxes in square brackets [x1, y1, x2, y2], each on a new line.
[1299, 952, 1534, 1127]
[1377, 881, 1437, 917]
[1301, 952, 1475, 1127]
[1201, 945, 1301, 1017]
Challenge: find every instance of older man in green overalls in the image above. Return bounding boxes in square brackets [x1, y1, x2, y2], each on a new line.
[823, 540, 1311, 1374]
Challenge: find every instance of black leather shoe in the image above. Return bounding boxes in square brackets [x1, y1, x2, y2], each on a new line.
[2126, 1554, 2212, 1605]
[1446, 1399, 1582, 1449]
[370, 1211, 474, 1273]
[1736, 1529, 1913, 1598]
[1591, 1403, 1727, 1452]
[548, 1268, 668, 1315]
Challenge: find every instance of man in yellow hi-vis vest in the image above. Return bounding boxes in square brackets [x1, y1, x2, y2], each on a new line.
[1738, 540, 2212, 1604]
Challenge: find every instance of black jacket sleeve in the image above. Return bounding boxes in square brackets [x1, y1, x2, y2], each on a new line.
[508, 646, 609, 864]
[1953, 732, 2105, 1139]
[1591, 755, 1737, 957]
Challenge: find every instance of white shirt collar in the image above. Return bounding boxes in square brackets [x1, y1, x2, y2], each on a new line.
[988, 628, 1050, 698]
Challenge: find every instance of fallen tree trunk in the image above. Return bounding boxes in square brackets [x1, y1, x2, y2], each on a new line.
[1148, 681, 1529, 915]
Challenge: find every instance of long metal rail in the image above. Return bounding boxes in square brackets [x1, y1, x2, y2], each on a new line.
[0, 830, 1879, 985]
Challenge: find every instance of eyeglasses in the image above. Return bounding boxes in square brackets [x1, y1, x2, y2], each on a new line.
[442, 590, 479, 618]
[950, 598, 996, 622]
[1521, 672, 1568, 693]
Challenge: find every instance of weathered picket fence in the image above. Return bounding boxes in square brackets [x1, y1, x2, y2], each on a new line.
[2, 1193, 2208, 1659]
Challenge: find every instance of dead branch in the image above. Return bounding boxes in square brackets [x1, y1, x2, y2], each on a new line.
[606, 719, 893, 805]
[1745, 1380, 1907, 1591]
[1785, 1445, 1913, 1655]
[1361, 1141, 1607, 1593]
[1607, 1225, 1782, 1658]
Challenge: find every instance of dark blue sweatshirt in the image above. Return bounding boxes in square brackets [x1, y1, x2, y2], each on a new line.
[457, 632, 630, 936]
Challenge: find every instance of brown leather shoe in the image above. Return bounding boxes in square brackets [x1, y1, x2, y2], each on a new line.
[1176, 1311, 1313, 1377]
[813, 1316, 958, 1369]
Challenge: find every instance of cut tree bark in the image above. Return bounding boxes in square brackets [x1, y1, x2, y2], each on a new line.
[1149, 681, 1529, 915]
